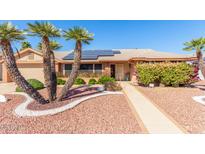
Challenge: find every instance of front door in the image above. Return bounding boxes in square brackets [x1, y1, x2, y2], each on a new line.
[110, 64, 115, 78]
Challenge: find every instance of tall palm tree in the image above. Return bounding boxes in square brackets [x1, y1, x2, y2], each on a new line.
[57, 27, 93, 101]
[0, 22, 47, 104]
[183, 37, 205, 77]
[27, 21, 61, 102]
[38, 41, 62, 100]
[20, 41, 32, 50]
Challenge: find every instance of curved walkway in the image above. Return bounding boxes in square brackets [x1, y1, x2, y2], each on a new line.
[14, 91, 123, 117]
[120, 82, 184, 134]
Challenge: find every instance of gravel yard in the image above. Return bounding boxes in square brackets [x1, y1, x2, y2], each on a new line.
[0, 92, 143, 133]
[136, 85, 205, 133]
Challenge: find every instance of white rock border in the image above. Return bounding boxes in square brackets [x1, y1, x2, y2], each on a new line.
[192, 96, 205, 105]
[13, 91, 123, 117]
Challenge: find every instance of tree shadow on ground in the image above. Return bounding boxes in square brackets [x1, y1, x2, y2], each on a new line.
[61, 85, 101, 101]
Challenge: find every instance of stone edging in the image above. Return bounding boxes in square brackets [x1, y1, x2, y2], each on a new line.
[192, 96, 205, 105]
[13, 91, 123, 117]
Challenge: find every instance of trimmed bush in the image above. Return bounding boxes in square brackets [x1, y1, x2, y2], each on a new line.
[74, 78, 86, 85]
[97, 76, 115, 84]
[136, 63, 194, 87]
[88, 78, 97, 85]
[104, 82, 122, 91]
[57, 78, 66, 85]
[16, 79, 44, 92]
[136, 63, 161, 86]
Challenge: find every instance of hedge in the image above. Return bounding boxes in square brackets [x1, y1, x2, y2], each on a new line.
[136, 62, 194, 87]
[97, 76, 115, 84]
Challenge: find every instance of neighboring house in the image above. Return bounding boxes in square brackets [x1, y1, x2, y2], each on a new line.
[0, 48, 197, 83]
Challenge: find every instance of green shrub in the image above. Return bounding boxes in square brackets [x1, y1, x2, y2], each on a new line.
[74, 78, 86, 85]
[16, 79, 44, 92]
[57, 78, 66, 85]
[88, 78, 97, 85]
[136, 63, 162, 86]
[97, 76, 115, 84]
[104, 82, 122, 91]
[161, 63, 194, 87]
[136, 63, 194, 87]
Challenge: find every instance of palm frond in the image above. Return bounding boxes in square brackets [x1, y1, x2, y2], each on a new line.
[27, 21, 61, 38]
[0, 22, 25, 42]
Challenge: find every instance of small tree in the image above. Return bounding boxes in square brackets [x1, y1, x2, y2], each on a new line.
[27, 21, 61, 102]
[0, 22, 47, 104]
[57, 27, 94, 101]
[183, 38, 205, 77]
[20, 41, 32, 50]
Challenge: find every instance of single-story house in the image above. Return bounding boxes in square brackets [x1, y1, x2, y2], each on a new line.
[0, 48, 197, 83]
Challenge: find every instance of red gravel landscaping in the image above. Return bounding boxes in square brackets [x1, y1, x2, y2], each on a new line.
[0, 93, 143, 134]
[136, 85, 205, 133]
[27, 86, 100, 110]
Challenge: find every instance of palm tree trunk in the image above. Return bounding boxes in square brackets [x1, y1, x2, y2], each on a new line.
[41, 37, 54, 102]
[50, 50, 57, 100]
[197, 51, 205, 77]
[57, 41, 82, 101]
[1, 41, 47, 104]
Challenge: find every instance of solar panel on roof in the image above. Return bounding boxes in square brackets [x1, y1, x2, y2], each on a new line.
[63, 50, 117, 60]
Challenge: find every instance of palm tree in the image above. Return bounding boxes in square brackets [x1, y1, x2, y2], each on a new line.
[183, 37, 205, 77]
[27, 21, 61, 102]
[20, 41, 32, 50]
[0, 22, 47, 104]
[57, 27, 94, 101]
[38, 41, 62, 100]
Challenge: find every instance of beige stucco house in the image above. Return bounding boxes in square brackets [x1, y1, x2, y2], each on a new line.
[0, 48, 196, 83]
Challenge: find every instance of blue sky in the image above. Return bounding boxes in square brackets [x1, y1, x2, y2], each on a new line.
[1, 20, 205, 54]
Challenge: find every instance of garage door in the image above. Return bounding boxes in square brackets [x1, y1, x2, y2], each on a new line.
[17, 63, 44, 83]
[0, 64, 2, 81]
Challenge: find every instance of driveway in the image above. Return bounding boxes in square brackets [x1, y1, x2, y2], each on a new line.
[0, 82, 16, 94]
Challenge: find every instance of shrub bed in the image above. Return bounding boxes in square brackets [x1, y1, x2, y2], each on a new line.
[88, 78, 97, 85]
[97, 76, 115, 84]
[74, 78, 86, 85]
[16, 79, 44, 92]
[136, 63, 194, 87]
[57, 78, 66, 85]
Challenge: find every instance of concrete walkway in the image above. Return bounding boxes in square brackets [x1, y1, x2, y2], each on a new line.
[120, 82, 184, 134]
[0, 82, 16, 95]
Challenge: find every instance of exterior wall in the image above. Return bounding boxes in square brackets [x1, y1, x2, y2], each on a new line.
[130, 63, 137, 83]
[16, 52, 42, 62]
[0, 63, 2, 80]
[102, 63, 111, 76]
[2, 63, 12, 82]
[17, 63, 44, 82]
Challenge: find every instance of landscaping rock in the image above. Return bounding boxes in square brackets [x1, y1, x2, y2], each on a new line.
[0, 95, 7, 103]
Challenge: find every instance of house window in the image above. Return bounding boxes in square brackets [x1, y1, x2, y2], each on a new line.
[65, 64, 72, 70]
[95, 64, 102, 70]
[28, 53, 34, 60]
[80, 64, 93, 70]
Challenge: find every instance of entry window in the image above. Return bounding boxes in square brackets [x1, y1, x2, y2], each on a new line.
[28, 53, 34, 60]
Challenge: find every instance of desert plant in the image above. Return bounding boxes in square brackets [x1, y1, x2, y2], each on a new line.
[97, 76, 115, 84]
[88, 78, 97, 85]
[57, 78, 66, 85]
[20, 41, 32, 50]
[0, 22, 47, 104]
[74, 78, 86, 85]
[183, 38, 205, 77]
[27, 21, 61, 102]
[58, 27, 94, 101]
[16, 79, 44, 92]
[104, 82, 122, 91]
